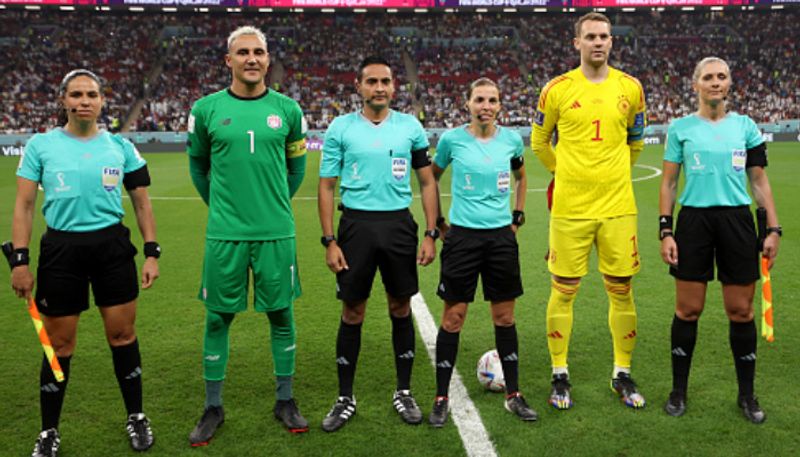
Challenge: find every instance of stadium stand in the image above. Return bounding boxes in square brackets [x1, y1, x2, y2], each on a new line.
[0, 9, 797, 133]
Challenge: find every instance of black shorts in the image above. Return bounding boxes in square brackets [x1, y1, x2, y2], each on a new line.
[35, 224, 139, 317]
[437, 225, 523, 303]
[670, 206, 759, 284]
[336, 208, 418, 302]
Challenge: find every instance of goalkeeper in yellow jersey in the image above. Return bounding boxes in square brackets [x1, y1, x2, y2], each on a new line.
[531, 12, 647, 411]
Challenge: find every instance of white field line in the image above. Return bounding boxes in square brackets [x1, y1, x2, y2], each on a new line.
[411, 293, 498, 457]
[137, 164, 662, 202]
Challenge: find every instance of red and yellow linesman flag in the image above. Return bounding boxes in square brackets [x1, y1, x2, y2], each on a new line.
[2, 242, 64, 381]
[27, 297, 64, 381]
[760, 257, 774, 342]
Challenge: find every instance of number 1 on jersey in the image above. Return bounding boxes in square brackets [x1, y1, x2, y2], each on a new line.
[591, 119, 603, 142]
[247, 130, 255, 154]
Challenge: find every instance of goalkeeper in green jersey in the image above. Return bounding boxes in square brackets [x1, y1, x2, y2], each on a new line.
[186, 26, 309, 445]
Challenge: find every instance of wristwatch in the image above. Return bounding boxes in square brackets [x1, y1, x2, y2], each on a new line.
[321, 235, 336, 247]
[424, 228, 440, 240]
[659, 230, 674, 240]
[766, 226, 783, 237]
[512, 210, 525, 227]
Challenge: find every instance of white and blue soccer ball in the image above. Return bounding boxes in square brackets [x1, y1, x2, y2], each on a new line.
[476, 349, 505, 392]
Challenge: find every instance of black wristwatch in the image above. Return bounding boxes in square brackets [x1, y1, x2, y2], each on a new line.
[512, 210, 525, 227]
[659, 230, 674, 241]
[321, 235, 336, 247]
[766, 226, 783, 237]
[143, 241, 161, 259]
[424, 228, 440, 240]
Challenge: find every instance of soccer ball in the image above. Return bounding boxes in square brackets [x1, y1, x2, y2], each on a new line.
[476, 349, 505, 392]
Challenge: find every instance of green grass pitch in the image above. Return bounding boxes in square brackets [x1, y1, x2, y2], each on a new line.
[1, 144, 798, 456]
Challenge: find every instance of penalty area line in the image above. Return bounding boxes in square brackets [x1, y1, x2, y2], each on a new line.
[411, 293, 498, 457]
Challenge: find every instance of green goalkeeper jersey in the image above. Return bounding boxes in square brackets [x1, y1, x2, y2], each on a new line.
[187, 89, 307, 241]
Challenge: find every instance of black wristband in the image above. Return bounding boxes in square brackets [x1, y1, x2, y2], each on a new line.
[766, 226, 783, 237]
[9, 248, 30, 268]
[144, 241, 161, 259]
[659, 215, 673, 232]
[512, 210, 525, 227]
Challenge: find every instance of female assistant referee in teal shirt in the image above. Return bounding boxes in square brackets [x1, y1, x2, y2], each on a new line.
[659, 57, 781, 424]
[428, 77, 537, 427]
[11, 70, 161, 456]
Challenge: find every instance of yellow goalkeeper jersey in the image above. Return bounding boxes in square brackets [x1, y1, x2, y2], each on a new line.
[531, 66, 646, 219]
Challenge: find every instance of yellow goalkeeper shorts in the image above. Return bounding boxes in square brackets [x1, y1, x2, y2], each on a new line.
[548, 215, 641, 278]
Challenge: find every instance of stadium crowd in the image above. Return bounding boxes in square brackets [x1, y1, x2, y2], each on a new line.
[0, 9, 797, 133]
[0, 11, 161, 133]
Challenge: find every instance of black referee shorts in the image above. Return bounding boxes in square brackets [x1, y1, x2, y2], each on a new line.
[336, 208, 419, 302]
[437, 225, 523, 303]
[35, 223, 139, 317]
[670, 206, 759, 284]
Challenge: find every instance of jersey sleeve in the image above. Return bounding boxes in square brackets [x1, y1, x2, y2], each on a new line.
[186, 101, 210, 159]
[663, 122, 683, 164]
[16, 135, 43, 183]
[411, 118, 430, 151]
[744, 116, 764, 149]
[626, 76, 646, 164]
[319, 118, 344, 178]
[115, 135, 146, 173]
[512, 131, 524, 159]
[285, 100, 308, 159]
[433, 132, 453, 170]
[530, 78, 561, 173]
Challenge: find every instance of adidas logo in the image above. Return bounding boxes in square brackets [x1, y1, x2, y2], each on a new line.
[547, 331, 563, 339]
[503, 353, 518, 362]
[739, 353, 757, 362]
[623, 330, 637, 340]
[398, 350, 415, 360]
[570, 100, 582, 109]
[336, 357, 350, 366]
[660, 216, 668, 224]
[41, 383, 60, 393]
[125, 367, 142, 380]
[436, 360, 452, 369]
[671, 347, 688, 357]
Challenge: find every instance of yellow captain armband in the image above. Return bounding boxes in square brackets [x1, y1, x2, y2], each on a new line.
[286, 138, 307, 159]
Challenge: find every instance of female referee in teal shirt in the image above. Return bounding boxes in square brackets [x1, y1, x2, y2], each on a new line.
[428, 77, 537, 427]
[659, 57, 780, 424]
[10, 70, 161, 456]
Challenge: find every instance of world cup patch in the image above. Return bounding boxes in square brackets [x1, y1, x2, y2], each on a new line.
[732, 149, 746, 172]
[102, 167, 121, 191]
[533, 110, 545, 126]
[392, 158, 408, 180]
[267, 115, 283, 129]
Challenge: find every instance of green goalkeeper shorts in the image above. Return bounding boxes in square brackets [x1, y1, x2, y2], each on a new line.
[199, 238, 301, 313]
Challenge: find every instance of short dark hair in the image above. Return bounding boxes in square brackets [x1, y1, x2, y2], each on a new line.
[574, 12, 611, 38]
[358, 56, 392, 82]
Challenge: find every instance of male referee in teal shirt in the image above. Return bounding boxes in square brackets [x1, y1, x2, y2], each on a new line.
[317, 56, 440, 432]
